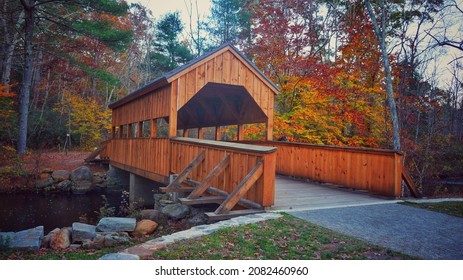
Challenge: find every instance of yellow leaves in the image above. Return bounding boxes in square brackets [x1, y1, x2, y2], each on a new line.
[58, 93, 111, 148]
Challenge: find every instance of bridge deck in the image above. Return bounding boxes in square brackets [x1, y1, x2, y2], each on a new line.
[272, 176, 396, 211]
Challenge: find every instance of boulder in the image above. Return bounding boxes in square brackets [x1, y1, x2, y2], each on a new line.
[72, 222, 96, 243]
[96, 217, 136, 232]
[82, 234, 105, 249]
[57, 180, 72, 192]
[52, 170, 71, 182]
[70, 166, 93, 194]
[92, 172, 106, 184]
[41, 228, 60, 248]
[36, 178, 54, 189]
[134, 219, 158, 236]
[39, 172, 52, 180]
[8, 226, 44, 251]
[50, 227, 71, 250]
[0, 232, 15, 248]
[161, 203, 190, 220]
[99, 253, 140, 260]
[103, 232, 131, 247]
[41, 168, 53, 174]
[188, 213, 208, 225]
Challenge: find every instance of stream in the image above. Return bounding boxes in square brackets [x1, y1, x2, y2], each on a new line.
[0, 189, 125, 233]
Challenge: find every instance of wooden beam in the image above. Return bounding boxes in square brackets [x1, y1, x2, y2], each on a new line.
[237, 124, 244, 141]
[137, 122, 143, 138]
[188, 154, 230, 198]
[160, 186, 195, 193]
[150, 119, 157, 138]
[163, 150, 205, 192]
[215, 126, 221, 141]
[198, 127, 203, 139]
[179, 196, 226, 205]
[206, 186, 263, 210]
[215, 160, 264, 214]
[183, 129, 188, 137]
[402, 170, 421, 198]
[169, 80, 178, 138]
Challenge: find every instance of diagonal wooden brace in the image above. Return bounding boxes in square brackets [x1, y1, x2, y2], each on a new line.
[163, 149, 205, 192]
[188, 154, 230, 199]
[215, 160, 264, 214]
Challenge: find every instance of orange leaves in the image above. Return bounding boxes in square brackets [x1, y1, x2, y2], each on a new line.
[0, 84, 15, 98]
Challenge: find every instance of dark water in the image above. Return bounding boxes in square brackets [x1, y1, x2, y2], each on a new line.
[0, 190, 125, 233]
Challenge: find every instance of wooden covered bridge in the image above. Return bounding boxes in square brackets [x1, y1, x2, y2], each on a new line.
[101, 43, 416, 220]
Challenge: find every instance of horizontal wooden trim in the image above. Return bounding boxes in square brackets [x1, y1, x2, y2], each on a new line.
[110, 161, 169, 184]
[241, 140, 403, 156]
[172, 137, 277, 154]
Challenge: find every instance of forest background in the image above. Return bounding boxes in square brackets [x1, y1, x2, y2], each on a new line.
[1, 0, 462, 195]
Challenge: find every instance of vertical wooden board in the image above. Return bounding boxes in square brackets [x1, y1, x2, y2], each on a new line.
[239, 62, 247, 88]
[185, 69, 196, 104]
[245, 68, 255, 99]
[205, 59, 214, 84]
[169, 81, 179, 138]
[197, 63, 206, 90]
[262, 152, 276, 207]
[178, 75, 187, 108]
[230, 52, 241, 85]
[261, 86, 269, 116]
[222, 51, 231, 84]
[214, 55, 223, 83]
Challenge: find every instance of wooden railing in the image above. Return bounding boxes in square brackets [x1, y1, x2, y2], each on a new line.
[105, 137, 277, 208]
[169, 138, 276, 208]
[241, 141, 406, 197]
[105, 138, 171, 183]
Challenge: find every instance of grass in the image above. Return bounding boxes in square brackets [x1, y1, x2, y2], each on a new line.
[400, 201, 463, 218]
[0, 247, 119, 260]
[147, 214, 414, 260]
[2, 213, 422, 260]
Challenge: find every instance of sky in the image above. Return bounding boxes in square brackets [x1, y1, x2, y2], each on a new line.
[127, 0, 212, 24]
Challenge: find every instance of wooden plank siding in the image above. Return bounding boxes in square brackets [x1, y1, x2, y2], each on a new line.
[170, 50, 274, 117]
[241, 141, 404, 197]
[112, 85, 171, 126]
[106, 138, 171, 180]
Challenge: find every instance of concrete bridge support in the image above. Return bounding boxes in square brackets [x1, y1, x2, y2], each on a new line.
[129, 173, 162, 206]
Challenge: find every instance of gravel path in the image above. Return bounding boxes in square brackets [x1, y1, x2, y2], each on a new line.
[290, 203, 463, 260]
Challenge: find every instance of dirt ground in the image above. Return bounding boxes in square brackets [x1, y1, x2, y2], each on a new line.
[0, 150, 108, 193]
[23, 150, 107, 174]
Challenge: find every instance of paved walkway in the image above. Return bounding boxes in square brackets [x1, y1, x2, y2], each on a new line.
[290, 203, 463, 259]
[272, 176, 396, 211]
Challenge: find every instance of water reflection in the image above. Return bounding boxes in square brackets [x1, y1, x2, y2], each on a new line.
[0, 190, 124, 233]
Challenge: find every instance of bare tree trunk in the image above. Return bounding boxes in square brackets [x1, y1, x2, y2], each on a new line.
[1, 4, 24, 87]
[17, 0, 35, 154]
[365, 0, 401, 151]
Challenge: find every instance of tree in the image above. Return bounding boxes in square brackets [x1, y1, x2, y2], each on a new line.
[146, 12, 193, 78]
[207, 0, 251, 45]
[14, 0, 132, 153]
[427, 0, 463, 52]
[365, 0, 401, 150]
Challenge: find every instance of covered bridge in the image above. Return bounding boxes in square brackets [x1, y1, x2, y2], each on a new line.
[101, 44, 418, 221]
[105, 43, 280, 220]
